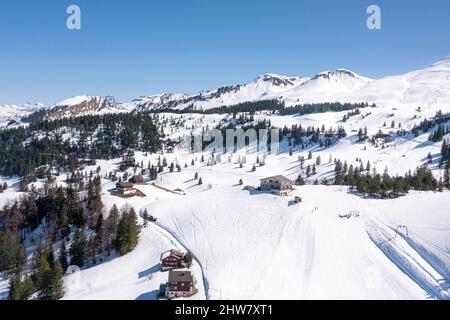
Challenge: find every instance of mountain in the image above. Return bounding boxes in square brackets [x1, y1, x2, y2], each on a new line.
[133, 56, 450, 111]
[2, 56, 450, 122]
[134, 74, 308, 111]
[44, 95, 132, 120]
[278, 69, 373, 106]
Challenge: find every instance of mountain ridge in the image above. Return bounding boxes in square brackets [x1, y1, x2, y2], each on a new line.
[1, 55, 450, 123]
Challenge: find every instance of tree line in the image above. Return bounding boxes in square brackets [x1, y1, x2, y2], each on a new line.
[149, 100, 372, 117]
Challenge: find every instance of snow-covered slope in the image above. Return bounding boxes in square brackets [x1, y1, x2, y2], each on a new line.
[0, 103, 47, 125]
[349, 56, 450, 108]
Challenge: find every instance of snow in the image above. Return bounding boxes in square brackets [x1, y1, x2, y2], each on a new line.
[1, 56, 450, 300]
[55, 95, 92, 107]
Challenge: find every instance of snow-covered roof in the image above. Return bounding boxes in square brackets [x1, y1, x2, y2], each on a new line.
[260, 175, 292, 183]
[161, 249, 183, 260]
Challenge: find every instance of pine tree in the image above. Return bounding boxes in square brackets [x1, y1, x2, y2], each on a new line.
[69, 229, 87, 268]
[0, 231, 26, 272]
[32, 245, 51, 293]
[8, 271, 35, 300]
[444, 166, 450, 188]
[59, 241, 68, 273]
[38, 260, 64, 300]
[182, 252, 193, 268]
[427, 152, 433, 164]
[88, 237, 97, 265]
[295, 174, 305, 186]
[306, 165, 311, 177]
[114, 208, 139, 255]
[106, 205, 120, 255]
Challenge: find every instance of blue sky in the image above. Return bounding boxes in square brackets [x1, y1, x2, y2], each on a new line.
[1, 0, 450, 105]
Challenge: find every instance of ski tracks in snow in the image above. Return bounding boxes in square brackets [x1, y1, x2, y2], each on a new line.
[366, 217, 449, 300]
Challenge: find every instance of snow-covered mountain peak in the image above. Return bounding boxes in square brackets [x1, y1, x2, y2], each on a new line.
[311, 69, 373, 82]
[45, 95, 122, 120]
[254, 73, 307, 87]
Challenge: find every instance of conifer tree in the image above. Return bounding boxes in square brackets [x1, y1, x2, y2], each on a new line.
[59, 241, 68, 273]
[38, 260, 64, 300]
[115, 207, 139, 256]
[69, 229, 87, 268]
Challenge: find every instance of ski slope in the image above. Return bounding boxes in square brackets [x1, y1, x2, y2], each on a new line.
[139, 161, 449, 299]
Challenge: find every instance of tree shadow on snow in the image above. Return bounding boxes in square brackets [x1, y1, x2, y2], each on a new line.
[138, 263, 160, 279]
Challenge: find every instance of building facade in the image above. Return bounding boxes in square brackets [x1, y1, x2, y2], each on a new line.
[161, 249, 184, 271]
[115, 182, 136, 195]
[260, 175, 293, 196]
[165, 271, 196, 299]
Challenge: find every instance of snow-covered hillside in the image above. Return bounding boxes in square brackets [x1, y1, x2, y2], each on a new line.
[57, 148, 449, 300]
[0, 103, 47, 126]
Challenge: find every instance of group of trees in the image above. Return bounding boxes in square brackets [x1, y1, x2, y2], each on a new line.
[411, 110, 450, 139]
[342, 109, 361, 122]
[1, 232, 64, 300]
[0, 175, 103, 241]
[281, 123, 347, 148]
[279, 102, 372, 116]
[0, 112, 161, 177]
[0, 164, 141, 300]
[429, 124, 449, 142]
[333, 159, 440, 198]
[441, 140, 450, 188]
